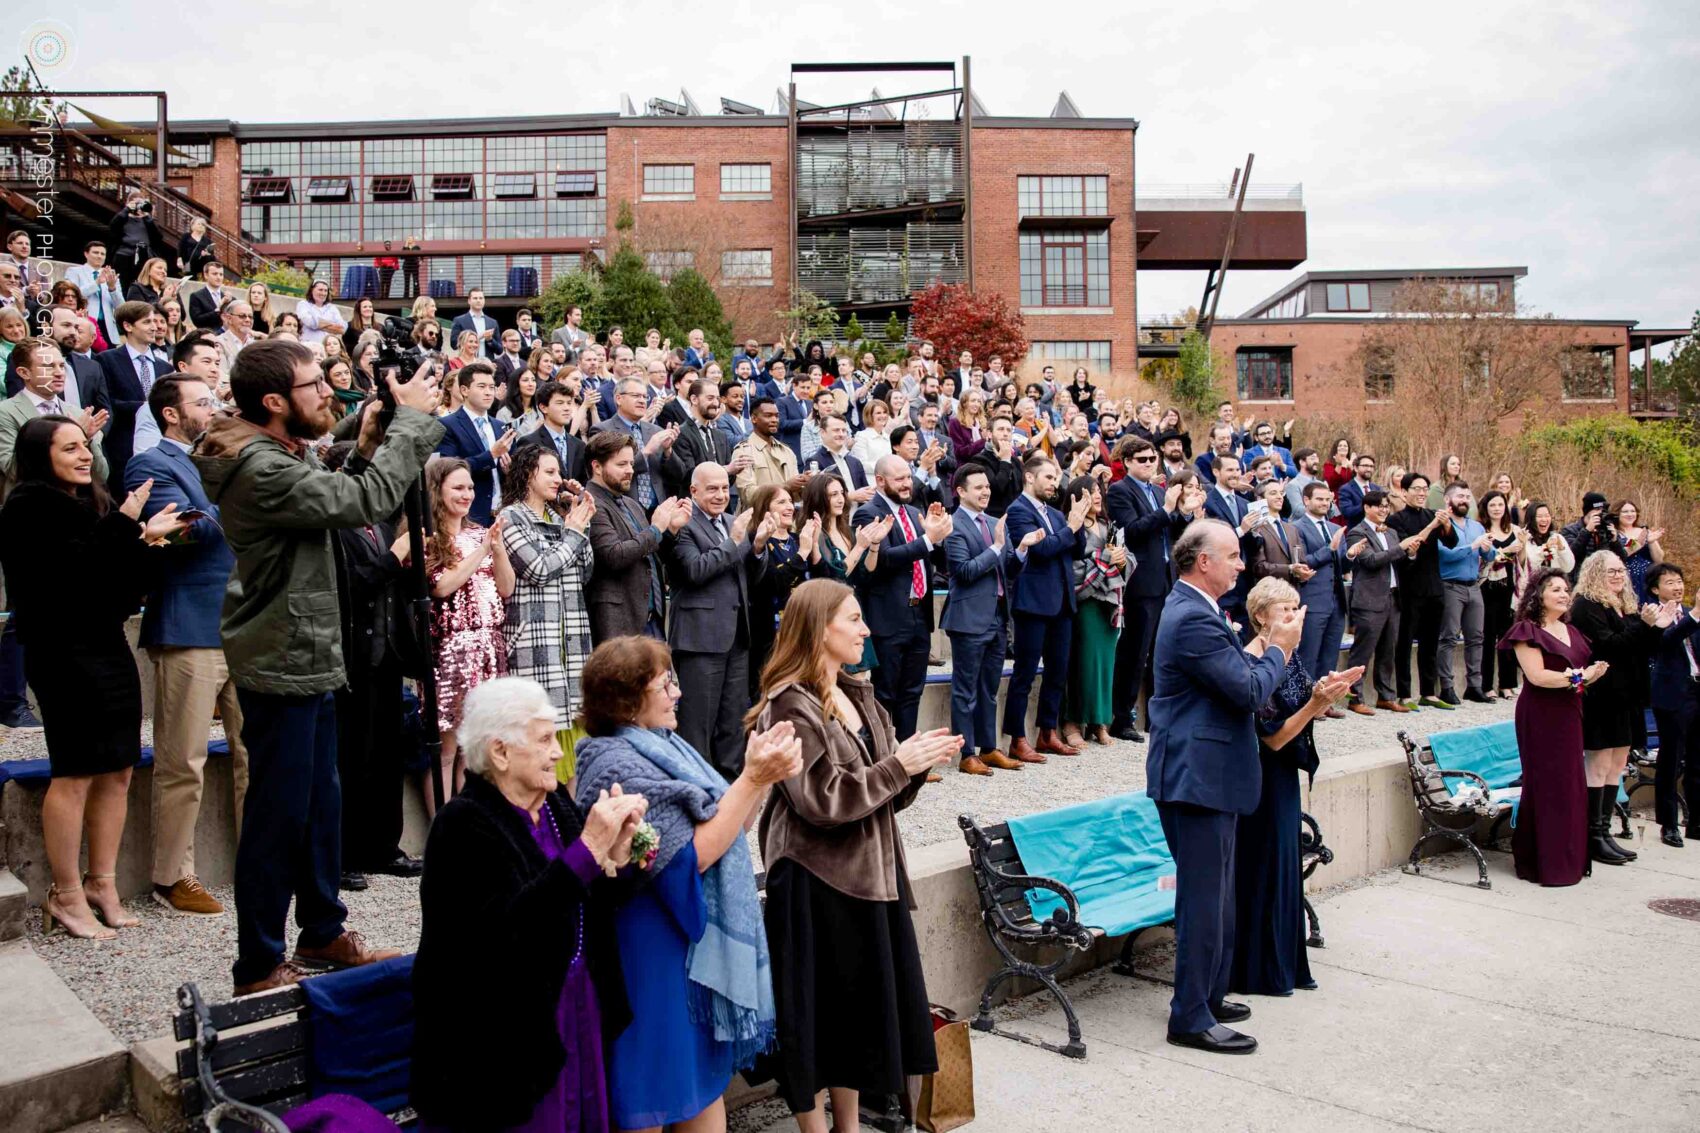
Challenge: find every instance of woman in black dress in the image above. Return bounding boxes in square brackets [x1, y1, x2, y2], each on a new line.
[1230, 578, 1358, 997]
[742, 484, 810, 691]
[1477, 491, 1523, 699]
[0, 416, 184, 938]
[748, 580, 959, 1130]
[1569, 550, 1661, 866]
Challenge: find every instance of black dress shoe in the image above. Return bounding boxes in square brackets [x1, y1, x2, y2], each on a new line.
[1109, 722, 1145, 743]
[1210, 1000, 1252, 1023]
[1, 706, 42, 729]
[1661, 827, 1684, 848]
[1296, 979, 1319, 991]
[1167, 1024, 1257, 1054]
[370, 854, 424, 878]
[339, 871, 369, 892]
[1439, 690, 1462, 706]
[1462, 687, 1491, 704]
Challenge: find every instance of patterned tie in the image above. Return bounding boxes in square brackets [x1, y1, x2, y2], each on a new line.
[893, 504, 926, 601]
[554, 432, 568, 470]
[975, 512, 1002, 597]
[40, 397, 61, 416]
[136, 353, 154, 395]
[629, 422, 655, 509]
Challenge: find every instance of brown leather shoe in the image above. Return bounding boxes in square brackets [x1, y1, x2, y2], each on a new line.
[959, 755, 993, 776]
[981, 749, 1023, 770]
[1375, 700, 1412, 714]
[234, 960, 312, 997]
[1349, 702, 1376, 717]
[153, 876, 224, 916]
[293, 929, 402, 971]
[1009, 737, 1048, 764]
[1037, 728, 1082, 756]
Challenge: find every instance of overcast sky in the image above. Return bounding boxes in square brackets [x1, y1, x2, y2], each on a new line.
[30, 1, 1698, 331]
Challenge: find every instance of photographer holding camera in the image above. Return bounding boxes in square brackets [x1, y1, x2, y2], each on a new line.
[1562, 491, 1624, 584]
[194, 337, 444, 995]
[106, 194, 166, 293]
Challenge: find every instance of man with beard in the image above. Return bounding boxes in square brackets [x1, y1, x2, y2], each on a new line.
[1385, 472, 1458, 709]
[1283, 448, 1324, 519]
[1435, 481, 1496, 704]
[194, 338, 442, 993]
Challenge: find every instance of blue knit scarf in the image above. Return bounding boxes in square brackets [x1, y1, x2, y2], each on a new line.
[573, 726, 775, 1068]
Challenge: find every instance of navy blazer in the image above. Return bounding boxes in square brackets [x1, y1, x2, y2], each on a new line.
[95, 345, 155, 492]
[435, 408, 511, 527]
[124, 441, 233, 649]
[852, 494, 938, 634]
[803, 447, 869, 491]
[1145, 582, 1289, 816]
[1003, 493, 1080, 618]
[1290, 511, 1348, 611]
[940, 506, 1020, 634]
[513, 425, 588, 485]
[188, 286, 226, 331]
[1203, 486, 1255, 607]
[1336, 477, 1380, 528]
[775, 393, 810, 460]
[1649, 608, 1700, 709]
[1106, 476, 1186, 599]
[67, 353, 111, 416]
[449, 312, 502, 359]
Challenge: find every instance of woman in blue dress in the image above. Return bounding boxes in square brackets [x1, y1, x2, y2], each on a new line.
[1230, 577, 1359, 997]
[574, 636, 803, 1133]
[1610, 500, 1665, 604]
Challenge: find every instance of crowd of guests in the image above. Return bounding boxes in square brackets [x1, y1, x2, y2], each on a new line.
[2, 242, 1698, 1124]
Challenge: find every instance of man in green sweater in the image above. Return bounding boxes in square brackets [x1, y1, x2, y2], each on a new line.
[196, 338, 443, 994]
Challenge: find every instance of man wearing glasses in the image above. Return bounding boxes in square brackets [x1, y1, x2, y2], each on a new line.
[124, 375, 248, 916]
[215, 300, 260, 373]
[133, 334, 223, 457]
[590, 377, 678, 514]
[1107, 437, 1204, 742]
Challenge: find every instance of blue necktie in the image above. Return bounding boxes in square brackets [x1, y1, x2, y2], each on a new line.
[1146, 482, 1168, 562]
[629, 422, 655, 508]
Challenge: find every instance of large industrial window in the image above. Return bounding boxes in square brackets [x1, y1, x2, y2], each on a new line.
[1561, 347, 1616, 401]
[720, 163, 772, 198]
[642, 164, 695, 199]
[1019, 229, 1109, 307]
[1325, 282, 1371, 312]
[1016, 175, 1109, 217]
[1030, 341, 1112, 371]
[1236, 348, 1293, 401]
[721, 250, 773, 287]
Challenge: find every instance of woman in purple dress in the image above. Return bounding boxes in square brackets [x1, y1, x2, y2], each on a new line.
[412, 677, 648, 1132]
[1499, 570, 1611, 886]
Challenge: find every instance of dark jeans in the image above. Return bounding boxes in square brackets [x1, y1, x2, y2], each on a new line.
[1395, 591, 1444, 700]
[676, 645, 750, 781]
[233, 689, 347, 987]
[334, 660, 404, 871]
[1112, 594, 1164, 729]
[871, 605, 931, 741]
[948, 623, 1006, 754]
[1157, 802, 1237, 1034]
[1653, 703, 1699, 830]
[0, 604, 26, 718]
[1005, 610, 1072, 738]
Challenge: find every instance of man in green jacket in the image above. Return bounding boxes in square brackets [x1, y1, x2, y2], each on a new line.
[195, 337, 443, 994]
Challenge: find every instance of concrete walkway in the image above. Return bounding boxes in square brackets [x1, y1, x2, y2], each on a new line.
[735, 837, 1700, 1132]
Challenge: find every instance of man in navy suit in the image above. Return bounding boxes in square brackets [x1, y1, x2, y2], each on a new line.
[96, 298, 165, 494]
[942, 465, 1037, 775]
[187, 261, 231, 331]
[1147, 519, 1301, 1054]
[125, 375, 248, 916]
[48, 307, 111, 417]
[1107, 438, 1203, 741]
[1335, 452, 1381, 528]
[448, 288, 501, 360]
[802, 414, 872, 500]
[434, 361, 513, 527]
[513, 379, 588, 485]
[775, 369, 814, 462]
[1290, 480, 1350, 688]
[1202, 453, 1259, 626]
[853, 455, 952, 740]
[1645, 563, 1700, 846]
[1003, 453, 1089, 762]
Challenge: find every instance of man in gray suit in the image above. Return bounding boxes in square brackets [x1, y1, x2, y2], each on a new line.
[591, 376, 679, 514]
[583, 430, 690, 644]
[1344, 489, 1417, 714]
[665, 462, 761, 779]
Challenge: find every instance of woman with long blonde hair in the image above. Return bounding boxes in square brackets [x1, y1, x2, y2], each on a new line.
[1569, 549, 1663, 866]
[126, 257, 174, 305]
[745, 579, 958, 1132]
[246, 281, 273, 335]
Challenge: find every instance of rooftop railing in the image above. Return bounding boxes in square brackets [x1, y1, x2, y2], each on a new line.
[1135, 182, 1303, 202]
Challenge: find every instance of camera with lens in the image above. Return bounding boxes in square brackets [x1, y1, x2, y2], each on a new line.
[372, 315, 419, 421]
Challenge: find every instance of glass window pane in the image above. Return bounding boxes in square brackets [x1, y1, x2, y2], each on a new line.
[1348, 283, 1370, 310]
[720, 163, 771, 195]
[643, 164, 694, 196]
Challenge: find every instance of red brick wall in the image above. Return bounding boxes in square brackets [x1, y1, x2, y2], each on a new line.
[969, 126, 1136, 383]
[605, 125, 790, 341]
[1208, 319, 1634, 421]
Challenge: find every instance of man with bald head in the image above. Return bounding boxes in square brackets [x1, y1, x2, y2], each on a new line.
[1146, 519, 1303, 1055]
[49, 305, 110, 415]
[664, 462, 761, 778]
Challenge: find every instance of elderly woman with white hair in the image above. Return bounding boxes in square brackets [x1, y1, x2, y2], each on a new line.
[411, 677, 648, 1132]
[1230, 577, 1360, 999]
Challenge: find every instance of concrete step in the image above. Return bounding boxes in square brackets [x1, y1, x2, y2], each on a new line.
[0, 941, 129, 1133]
[0, 868, 26, 941]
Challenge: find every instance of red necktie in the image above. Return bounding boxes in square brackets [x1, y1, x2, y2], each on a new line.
[894, 505, 926, 601]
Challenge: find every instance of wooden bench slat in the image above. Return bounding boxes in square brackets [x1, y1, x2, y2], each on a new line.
[183, 1054, 308, 1116]
[175, 1020, 305, 1081]
[173, 986, 306, 1041]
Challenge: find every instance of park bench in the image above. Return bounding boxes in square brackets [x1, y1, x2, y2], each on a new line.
[958, 792, 1331, 1060]
[173, 955, 415, 1131]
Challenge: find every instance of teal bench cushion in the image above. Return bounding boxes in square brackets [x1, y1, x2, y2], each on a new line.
[1006, 792, 1176, 938]
[1428, 722, 1521, 796]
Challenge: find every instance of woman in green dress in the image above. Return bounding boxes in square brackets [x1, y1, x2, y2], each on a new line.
[1062, 477, 1126, 747]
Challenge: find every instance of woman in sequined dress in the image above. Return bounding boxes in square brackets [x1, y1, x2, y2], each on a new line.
[426, 457, 516, 815]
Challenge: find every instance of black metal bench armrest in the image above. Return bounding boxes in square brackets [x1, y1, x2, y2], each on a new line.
[981, 866, 1095, 950]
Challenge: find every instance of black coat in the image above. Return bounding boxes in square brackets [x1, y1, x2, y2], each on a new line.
[967, 449, 1023, 519]
[411, 773, 632, 1130]
[1570, 595, 1656, 707]
[1386, 507, 1457, 599]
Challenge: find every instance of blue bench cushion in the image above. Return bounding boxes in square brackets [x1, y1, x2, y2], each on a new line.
[0, 740, 232, 788]
[301, 954, 415, 1113]
[1428, 722, 1520, 796]
[1006, 792, 1176, 938]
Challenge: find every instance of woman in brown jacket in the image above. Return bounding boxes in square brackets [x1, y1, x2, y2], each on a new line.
[748, 579, 960, 1131]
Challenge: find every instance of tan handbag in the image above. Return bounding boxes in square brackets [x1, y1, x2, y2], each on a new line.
[916, 1007, 975, 1132]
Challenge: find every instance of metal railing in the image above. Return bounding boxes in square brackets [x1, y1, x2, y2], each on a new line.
[1138, 321, 1194, 346]
[1135, 182, 1303, 202]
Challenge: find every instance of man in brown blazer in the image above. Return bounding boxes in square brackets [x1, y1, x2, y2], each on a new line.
[583, 430, 690, 644]
[1248, 479, 1314, 587]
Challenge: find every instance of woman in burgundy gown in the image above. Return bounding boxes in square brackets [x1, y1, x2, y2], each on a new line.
[1498, 570, 1610, 886]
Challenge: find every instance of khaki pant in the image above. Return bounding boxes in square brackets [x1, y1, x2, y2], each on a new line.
[150, 647, 250, 887]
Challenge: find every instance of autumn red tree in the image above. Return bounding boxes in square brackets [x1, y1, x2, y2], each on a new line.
[908, 283, 1028, 367]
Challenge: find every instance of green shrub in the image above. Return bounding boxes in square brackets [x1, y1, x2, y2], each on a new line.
[1523, 415, 1700, 494]
[534, 269, 606, 336]
[252, 263, 311, 297]
[663, 268, 733, 362]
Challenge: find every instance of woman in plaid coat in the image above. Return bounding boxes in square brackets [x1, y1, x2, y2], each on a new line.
[498, 444, 598, 780]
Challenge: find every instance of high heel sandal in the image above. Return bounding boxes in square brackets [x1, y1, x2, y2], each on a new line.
[82, 872, 140, 929]
[44, 885, 117, 940]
